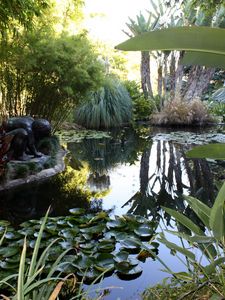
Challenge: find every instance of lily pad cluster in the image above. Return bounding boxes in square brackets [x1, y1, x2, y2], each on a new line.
[57, 130, 111, 143]
[0, 210, 159, 282]
[153, 131, 225, 145]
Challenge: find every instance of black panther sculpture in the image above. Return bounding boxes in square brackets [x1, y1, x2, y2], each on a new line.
[0, 117, 51, 163]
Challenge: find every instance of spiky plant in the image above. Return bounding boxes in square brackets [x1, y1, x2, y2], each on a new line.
[74, 76, 132, 129]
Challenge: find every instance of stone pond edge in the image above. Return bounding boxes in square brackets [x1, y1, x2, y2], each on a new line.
[0, 148, 67, 192]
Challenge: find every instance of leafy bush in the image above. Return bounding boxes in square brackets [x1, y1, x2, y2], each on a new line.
[74, 76, 132, 129]
[123, 80, 156, 120]
[207, 101, 225, 121]
[133, 97, 155, 120]
[151, 99, 213, 126]
[0, 31, 104, 130]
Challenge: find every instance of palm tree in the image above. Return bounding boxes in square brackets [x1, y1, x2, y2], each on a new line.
[123, 11, 160, 99]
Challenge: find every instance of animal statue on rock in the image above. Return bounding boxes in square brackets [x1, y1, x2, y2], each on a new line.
[0, 117, 51, 175]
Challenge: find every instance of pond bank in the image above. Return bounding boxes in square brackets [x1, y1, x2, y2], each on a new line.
[0, 148, 67, 192]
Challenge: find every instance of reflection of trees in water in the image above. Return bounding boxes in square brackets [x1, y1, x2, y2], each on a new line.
[67, 128, 149, 191]
[0, 165, 103, 225]
[122, 139, 217, 226]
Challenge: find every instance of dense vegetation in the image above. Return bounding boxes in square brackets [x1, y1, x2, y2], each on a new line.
[0, 0, 225, 299]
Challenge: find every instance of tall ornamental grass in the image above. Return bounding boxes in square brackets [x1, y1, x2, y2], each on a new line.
[75, 77, 132, 129]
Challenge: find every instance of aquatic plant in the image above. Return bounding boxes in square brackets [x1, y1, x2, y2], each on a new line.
[74, 76, 132, 129]
[151, 181, 225, 299]
[0, 208, 75, 300]
[0, 210, 159, 292]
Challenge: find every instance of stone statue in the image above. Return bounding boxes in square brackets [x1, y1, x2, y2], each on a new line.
[0, 117, 51, 164]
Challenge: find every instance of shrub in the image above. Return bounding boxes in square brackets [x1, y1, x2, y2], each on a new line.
[123, 80, 156, 120]
[207, 101, 225, 121]
[74, 76, 132, 129]
[151, 98, 213, 126]
[132, 97, 155, 120]
[0, 32, 104, 130]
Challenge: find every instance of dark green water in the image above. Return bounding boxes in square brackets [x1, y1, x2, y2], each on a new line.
[0, 125, 225, 299]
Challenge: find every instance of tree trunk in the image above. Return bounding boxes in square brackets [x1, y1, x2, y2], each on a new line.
[140, 51, 153, 99]
[174, 52, 185, 100]
[140, 148, 151, 195]
[182, 66, 215, 101]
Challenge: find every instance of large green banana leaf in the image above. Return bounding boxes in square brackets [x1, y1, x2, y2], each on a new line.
[181, 52, 225, 69]
[115, 26, 225, 68]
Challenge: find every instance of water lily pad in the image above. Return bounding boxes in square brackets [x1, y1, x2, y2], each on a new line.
[73, 254, 94, 270]
[94, 253, 114, 271]
[0, 221, 10, 227]
[18, 228, 35, 236]
[34, 231, 49, 239]
[120, 238, 141, 251]
[5, 255, 21, 263]
[79, 242, 96, 251]
[97, 239, 115, 252]
[47, 246, 65, 261]
[4, 232, 22, 240]
[46, 223, 58, 234]
[59, 228, 79, 239]
[76, 269, 102, 283]
[58, 241, 74, 250]
[134, 226, 153, 239]
[115, 256, 140, 275]
[116, 265, 143, 278]
[0, 246, 20, 258]
[114, 251, 129, 263]
[0, 261, 18, 270]
[57, 219, 67, 226]
[69, 208, 85, 215]
[104, 231, 129, 241]
[80, 224, 105, 235]
[81, 233, 93, 241]
[106, 219, 126, 229]
[87, 212, 108, 224]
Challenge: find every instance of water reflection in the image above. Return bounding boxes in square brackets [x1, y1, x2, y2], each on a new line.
[0, 127, 222, 229]
[0, 165, 103, 225]
[122, 138, 217, 227]
[67, 128, 149, 191]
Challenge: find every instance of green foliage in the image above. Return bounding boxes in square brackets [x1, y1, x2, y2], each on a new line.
[116, 26, 225, 69]
[0, 0, 49, 32]
[132, 97, 155, 121]
[74, 76, 132, 129]
[207, 101, 225, 119]
[0, 31, 104, 129]
[0, 211, 158, 289]
[123, 80, 155, 120]
[143, 280, 222, 300]
[190, 0, 225, 15]
[157, 181, 225, 298]
[23, 32, 104, 128]
[0, 208, 76, 299]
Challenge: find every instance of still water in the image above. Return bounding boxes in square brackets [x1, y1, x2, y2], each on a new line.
[0, 126, 224, 299]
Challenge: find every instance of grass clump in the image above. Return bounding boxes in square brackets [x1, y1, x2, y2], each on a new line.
[74, 76, 132, 129]
[151, 99, 213, 126]
[143, 281, 221, 300]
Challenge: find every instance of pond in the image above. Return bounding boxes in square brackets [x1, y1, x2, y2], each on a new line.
[0, 125, 225, 299]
